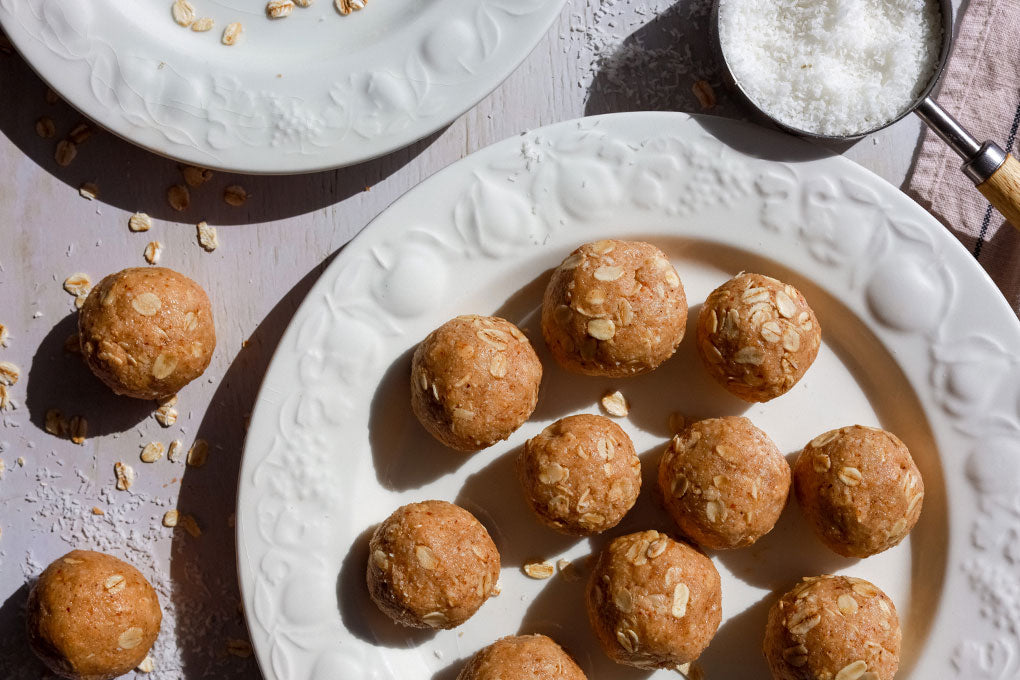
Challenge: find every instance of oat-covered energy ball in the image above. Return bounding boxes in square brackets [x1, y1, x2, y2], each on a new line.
[763, 575, 901, 680]
[659, 416, 791, 550]
[586, 530, 722, 669]
[457, 634, 588, 680]
[697, 273, 819, 402]
[367, 500, 500, 629]
[542, 240, 687, 377]
[26, 550, 162, 680]
[411, 315, 542, 452]
[794, 426, 924, 558]
[518, 414, 641, 535]
[78, 267, 215, 400]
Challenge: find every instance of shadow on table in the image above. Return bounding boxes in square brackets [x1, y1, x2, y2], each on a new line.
[25, 313, 155, 437]
[0, 46, 443, 225]
[168, 256, 334, 679]
[582, 2, 855, 160]
[0, 583, 53, 680]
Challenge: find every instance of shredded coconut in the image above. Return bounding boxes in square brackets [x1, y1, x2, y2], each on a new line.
[719, 0, 942, 136]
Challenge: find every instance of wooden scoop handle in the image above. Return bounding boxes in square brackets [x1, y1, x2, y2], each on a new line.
[977, 154, 1020, 230]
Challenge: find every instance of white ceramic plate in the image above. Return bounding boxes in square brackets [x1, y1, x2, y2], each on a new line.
[236, 112, 1020, 680]
[0, 0, 564, 173]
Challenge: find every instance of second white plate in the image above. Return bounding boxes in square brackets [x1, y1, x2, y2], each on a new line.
[236, 112, 1020, 680]
[0, 0, 565, 172]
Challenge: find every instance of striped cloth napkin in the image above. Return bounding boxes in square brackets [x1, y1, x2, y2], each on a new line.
[906, 0, 1020, 316]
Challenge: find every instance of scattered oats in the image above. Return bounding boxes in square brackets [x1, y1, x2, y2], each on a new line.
[114, 461, 135, 491]
[68, 122, 94, 144]
[0, 385, 10, 411]
[69, 415, 87, 444]
[154, 404, 178, 427]
[128, 212, 152, 232]
[140, 442, 166, 463]
[45, 408, 67, 436]
[0, 361, 19, 385]
[162, 509, 180, 527]
[334, 0, 367, 14]
[523, 561, 555, 579]
[78, 182, 99, 200]
[196, 222, 219, 252]
[0, 322, 8, 346]
[74, 293, 88, 310]
[63, 273, 91, 297]
[267, 0, 295, 18]
[136, 656, 155, 673]
[92, 506, 105, 515]
[187, 439, 209, 467]
[55, 140, 77, 166]
[167, 184, 190, 211]
[692, 79, 716, 108]
[35, 116, 56, 138]
[171, 0, 196, 26]
[600, 389, 629, 417]
[226, 638, 253, 658]
[167, 439, 184, 462]
[192, 16, 215, 31]
[179, 513, 202, 537]
[223, 185, 248, 206]
[16, 457, 24, 467]
[295, 0, 314, 5]
[179, 165, 212, 187]
[222, 22, 243, 45]
[143, 241, 163, 265]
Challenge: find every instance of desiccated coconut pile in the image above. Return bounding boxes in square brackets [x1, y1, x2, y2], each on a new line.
[718, 0, 942, 136]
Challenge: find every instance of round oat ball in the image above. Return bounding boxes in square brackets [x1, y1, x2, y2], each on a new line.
[541, 240, 687, 377]
[411, 315, 542, 452]
[586, 530, 722, 669]
[658, 416, 791, 550]
[367, 500, 500, 629]
[457, 634, 587, 680]
[793, 426, 924, 558]
[26, 550, 162, 680]
[763, 575, 901, 680]
[78, 267, 215, 400]
[517, 414, 641, 535]
[696, 273, 820, 402]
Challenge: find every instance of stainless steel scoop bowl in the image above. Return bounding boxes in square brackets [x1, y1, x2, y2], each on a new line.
[712, 0, 1020, 229]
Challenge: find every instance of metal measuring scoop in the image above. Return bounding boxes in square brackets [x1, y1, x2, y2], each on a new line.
[712, 0, 1020, 229]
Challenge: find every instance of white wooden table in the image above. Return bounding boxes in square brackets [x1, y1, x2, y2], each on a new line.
[0, 1, 936, 678]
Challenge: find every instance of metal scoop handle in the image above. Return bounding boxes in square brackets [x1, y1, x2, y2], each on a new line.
[915, 97, 1020, 229]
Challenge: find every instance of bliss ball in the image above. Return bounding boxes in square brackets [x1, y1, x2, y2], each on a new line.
[793, 426, 924, 558]
[517, 414, 641, 535]
[697, 273, 819, 402]
[26, 550, 162, 680]
[367, 500, 500, 629]
[457, 634, 587, 680]
[411, 315, 542, 452]
[78, 267, 215, 400]
[541, 240, 687, 377]
[586, 530, 722, 669]
[763, 575, 901, 680]
[658, 416, 791, 550]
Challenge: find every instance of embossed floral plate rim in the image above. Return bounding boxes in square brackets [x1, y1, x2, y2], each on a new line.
[236, 112, 1020, 680]
[0, 0, 566, 173]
